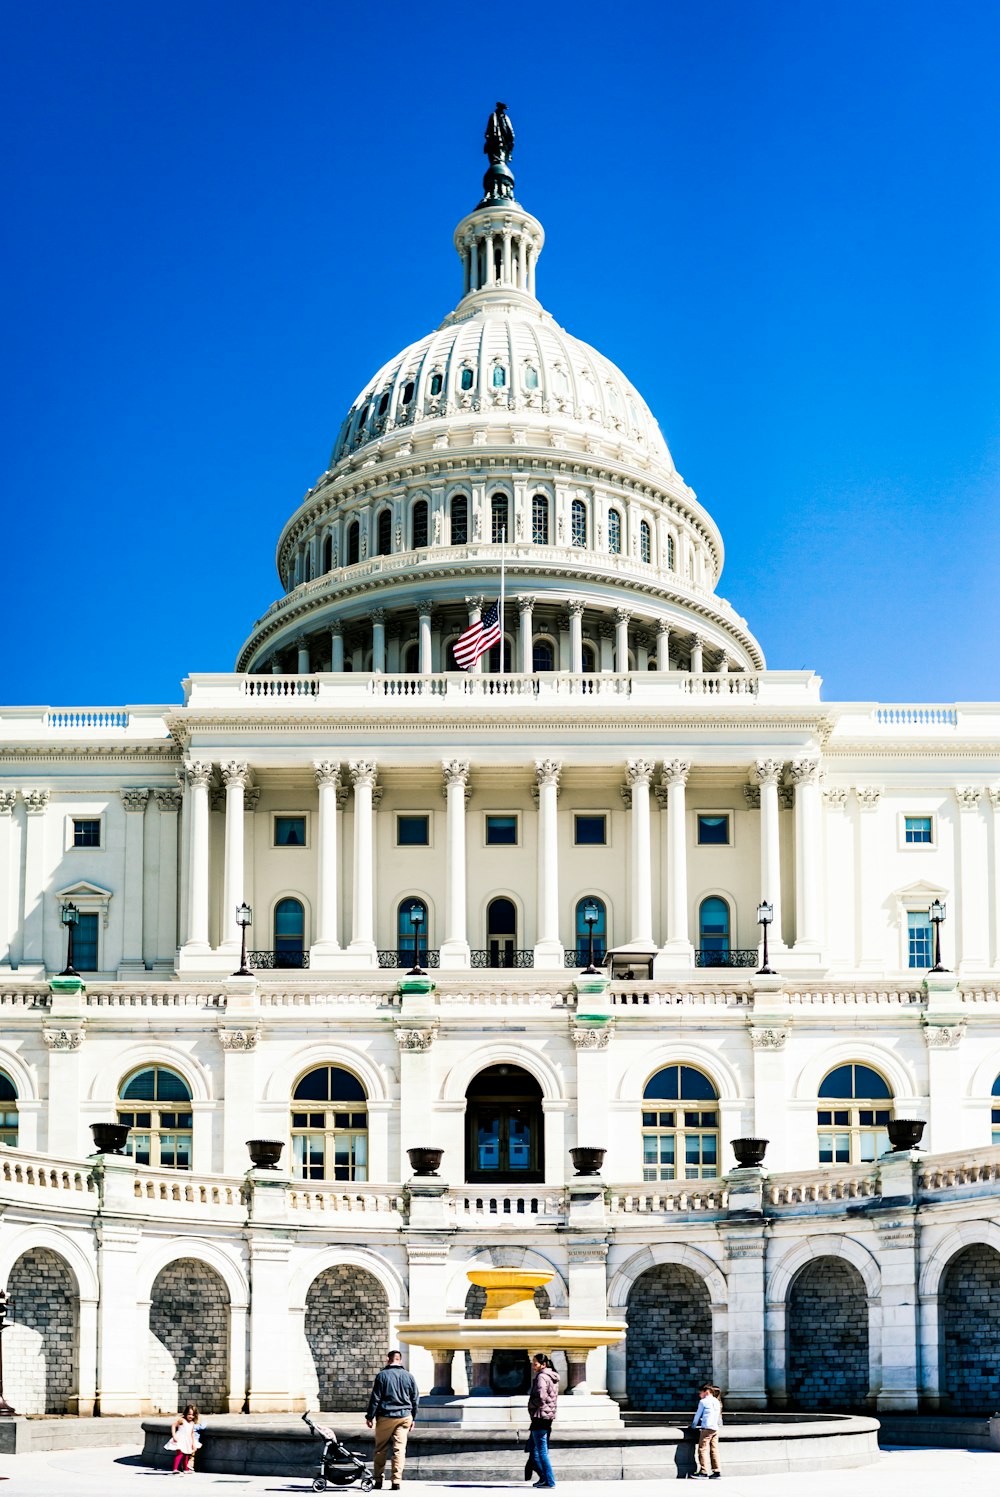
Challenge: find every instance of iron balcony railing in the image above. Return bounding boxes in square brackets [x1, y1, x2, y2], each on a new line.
[376, 949, 441, 969]
[563, 945, 608, 968]
[694, 948, 758, 968]
[469, 948, 535, 969]
[249, 949, 311, 970]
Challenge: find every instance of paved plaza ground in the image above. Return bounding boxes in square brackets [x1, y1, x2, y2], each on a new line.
[0, 1445, 995, 1496]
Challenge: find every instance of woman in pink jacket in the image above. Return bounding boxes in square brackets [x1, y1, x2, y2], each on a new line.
[527, 1354, 559, 1488]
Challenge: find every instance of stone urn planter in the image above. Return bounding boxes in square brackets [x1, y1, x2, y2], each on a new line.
[731, 1137, 769, 1168]
[246, 1138, 285, 1170]
[569, 1146, 607, 1177]
[407, 1147, 444, 1177]
[886, 1119, 925, 1152]
[90, 1122, 130, 1155]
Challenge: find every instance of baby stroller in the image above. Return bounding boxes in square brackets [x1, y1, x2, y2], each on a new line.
[302, 1413, 375, 1492]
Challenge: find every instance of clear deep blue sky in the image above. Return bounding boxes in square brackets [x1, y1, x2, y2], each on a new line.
[4, 1, 999, 707]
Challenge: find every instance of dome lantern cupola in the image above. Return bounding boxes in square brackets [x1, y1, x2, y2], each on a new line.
[454, 103, 544, 303]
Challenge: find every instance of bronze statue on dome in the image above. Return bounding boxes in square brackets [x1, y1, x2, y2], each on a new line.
[479, 102, 517, 208]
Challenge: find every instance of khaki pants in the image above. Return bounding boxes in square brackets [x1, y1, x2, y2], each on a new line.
[373, 1415, 413, 1484]
[697, 1428, 720, 1474]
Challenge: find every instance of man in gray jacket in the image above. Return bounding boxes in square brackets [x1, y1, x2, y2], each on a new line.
[365, 1350, 419, 1490]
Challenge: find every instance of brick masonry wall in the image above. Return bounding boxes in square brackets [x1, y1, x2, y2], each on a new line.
[787, 1257, 868, 1409]
[625, 1264, 712, 1410]
[6, 1247, 77, 1414]
[148, 1259, 230, 1414]
[304, 1266, 388, 1411]
[940, 1243, 1000, 1414]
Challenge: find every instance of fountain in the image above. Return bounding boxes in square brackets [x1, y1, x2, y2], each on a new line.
[396, 1267, 626, 1428]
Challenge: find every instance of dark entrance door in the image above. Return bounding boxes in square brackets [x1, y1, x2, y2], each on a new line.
[465, 1064, 543, 1183]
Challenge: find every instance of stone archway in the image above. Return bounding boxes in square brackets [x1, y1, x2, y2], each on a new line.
[148, 1259, 230, 1413]
[625, 1264, 712, 1410]
[787, 1257, 868, 1409]
[940, 1243, 1000, 1413]
[304, 1265, 388, 1411]
[7, 1247, 78, 1413]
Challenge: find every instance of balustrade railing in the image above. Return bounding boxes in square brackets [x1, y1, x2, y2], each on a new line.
[469, 948, 535, 969]
[445, 1186, 566, 1224]
[695, 948, 758, 968]
[607, 1183, 728, 1214]
[249, 949, 310, 970]
[377, 949, 441, 969]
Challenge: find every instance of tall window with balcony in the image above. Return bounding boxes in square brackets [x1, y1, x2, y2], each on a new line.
[450, 495, 469, 544]
[118, 1066, 193, 1169]
[640, 520, 652, 563]
[0, 1072, 18, 1146]
[485, 895, 518, 967]
[642, 1066, 720, 1180]
[908, 910, 933, 968]
[376, 509, 392, 557]
[817, 1064, 892, 1164]
[574, 896, 607, 964]
[465, 1065, 543, 1183]
[491, 494, 509, 543]
[608, 509, 622, 554]
[697, 896, 731, 966]
[411, 499, 428, 548]
[397, 898, 429, 967]
[274, 897, 306, 968]
[571, 499, 587, 548]
[532, 494, 549, 544]
[291, 1066, 368, 1181]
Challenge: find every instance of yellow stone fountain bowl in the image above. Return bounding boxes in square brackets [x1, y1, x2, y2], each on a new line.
[395, 1321, 626, 1354]
[465, 1269, 554, 1321]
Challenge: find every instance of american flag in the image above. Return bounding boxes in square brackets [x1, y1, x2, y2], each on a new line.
[452, 601, 501, 670]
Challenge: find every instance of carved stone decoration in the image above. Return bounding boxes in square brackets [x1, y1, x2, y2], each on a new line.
[661, 759, 691, 788]
[856, 786, 882, 811]
[626, 759, 656, 786]
[395, 1026, 437, 1052]
[335, 782, 350, 811]
[955, 786, 983, 812]
[154, 788, 182, 813]
[417, 598, 435, 619]
[571, 1024, 614, 1049]
[822, 786, 849, 808]
[743, 785, 761, 810]
[465, 594, 486, 615]
[516, 594, 537, 614]
[184, 760, 213, 789]
[988, 786, 1000, 811]
[348, 760, 378, 790]
[567, 599, 585, 618]
[219, 1028, 260, 1052]
[243, 787, 262, 813]
[750, 1027, 788, 1051]
[314, 760, 341, 790]
[209, 786, 226, 813]
[614, 608, 632, 626]
[23, 789, 50, 815]
[923, 1024, 965, 1049]
[442, 759, 470, 789]
[370, 607, 387, 626]
[620, 786, 632, 810]
[0, 790, 18, 815]
[789, 758, 821, 785]
[778, 786, 795, 812]
[221, 761, 251, 789]
[43, 1028, 84, 1051]
[535, 758, 562, 790]
[752, 759, 783, 788]
[120, 788, 150, 814]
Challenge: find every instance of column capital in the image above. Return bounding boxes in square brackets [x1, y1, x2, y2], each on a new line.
[656, 618, 670, 636]
[661, 759, 691, 788]
[330, 620, 344, 638]
[626, 759, 655, 787]
[744, 785, 761, 810]
[154, 788, 182, 814]
[614, 607, 632, 625]
[955, 785, 983, 812]
[822, 785, 849, 809]
[293, 634, 309, 650]
[598, 620, 615, 640]
[120, 788, 150, 814]
[220, 761, 251, 789]
[417, 598, 434, 618]
[988, 785, 1000, 811]
[567, 598, 586, 617]
[184, 760, 213, 789]
[789, 758, 820, 786]
[516, 593, 536, 612]
[369, 608, 387, 626]
[0, 789, 17, 815]
[465, 594, 485, 612]
[534, 758, 562, 789]
[689, 632, 705, 648]
[23, 789, 50, 814]
[244, 787, 261, 813]
[348, 760, 378, 789]
[442, 759, 470, 788]
[752, 758, 783, 788]
[314, 760, 341, 789]
[856, 785, 882, 811]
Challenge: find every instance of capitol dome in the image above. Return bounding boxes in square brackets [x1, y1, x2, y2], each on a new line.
[237, 135, 764, 677]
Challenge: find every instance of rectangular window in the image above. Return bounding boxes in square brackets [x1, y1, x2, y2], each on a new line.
[696, 813, 731, 846]
[904, 815, 933, 845]
[73, 818, 101, 848]
[485, 814, 518, 846]
[907, 910, 932, 968]
[993, 1107, 1000, 1146]
[396, 814, 430, 846]
[274, 815, 307, 847]
[74, 912, 99, 970]
[574, 813, 607, 846]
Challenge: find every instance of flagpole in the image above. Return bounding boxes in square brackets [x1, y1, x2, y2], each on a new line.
[499, 527, 506, 678]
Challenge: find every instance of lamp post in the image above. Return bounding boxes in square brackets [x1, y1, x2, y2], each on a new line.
[60, 902, 80, 977]
[233, 902, 253, 977]
[929, 899, 949, 973]
[581, 898, 600, 974]
[756, 900, 776, 976]
[0, 1289, 16, 1416]
[407, 902, 426, 975]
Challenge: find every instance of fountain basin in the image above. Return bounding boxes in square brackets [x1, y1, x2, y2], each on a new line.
[397, 1320, 625, 1354]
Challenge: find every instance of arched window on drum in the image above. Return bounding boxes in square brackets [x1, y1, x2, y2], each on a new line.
[118, 1066, 193, 1170]
[571, 499, 587, 548]
[491, 493, 509, 543]
[532, 494, 549, 544]
[608, 509, 622, 555]
[292, 1066, 368, 1181]
[817, 1064, 893, 1165]
[642, 1066, 719, 1181]
[346, 521, 360, 566]
[640, 520, 652, 564]
[0, 1072, 18, 1146]
[273, 897, 306, 969]
[376, 509, 392, 557]
[450, 495, 469, 545]
[574, 896, 607, 965]
[697, 897, 731, 966]
[411, 499, 428, 549]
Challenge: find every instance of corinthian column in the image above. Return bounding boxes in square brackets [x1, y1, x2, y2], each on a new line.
[0, 791, 18, 969]
[534, 760, 563, 968]
[658, 759, 692, 967]
[348, 761, 378, 961]
[119, 788, 149, 972]
[626, 761, 655, 946]
[440, 761, 471, 968]
[568, 600, 585, 674]
[418, 601, 433, 674]
[220, 763, 250, 949]
[183, 761, 213, 954]
[753, 760, 784, 949]
[789, 757, 823, 959]
[370, 609, 386, 673]
[312, 762, 341, 957]
[517, 595, 535, 673]
[614, 609, 631, 673]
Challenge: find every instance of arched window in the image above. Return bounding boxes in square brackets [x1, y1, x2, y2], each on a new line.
[304, 551, 312, 583]
[532, 494, 549, 544]
[411, 499, 428, 549]
[322, 535, 333, 573]
[492, 365, 507, 388]
[571, 499, 587, 547]
[666, 534, 676, 570]
[487, 637, 513, 673]
[291, 1066, 368, 1181]
[397, 898, 429, 966]
[376, 509, 392, 557]
[274, 897, 306, 968]
[466, 1065, 543, 1183]
[574, 896, 607, 964]
[817, 1064, 893, 1165]
[532, 640, 555, 672]
[0, 1071, 18, 1146]
[118, 1065, 192, 1170]
[640, 520, 652, 564]
[608, 509, 622, 554]
[581, 643, 597, 673]
[429, 372, 443, 396]
[451, 495, 469, 545]
[486, 897, 518, 968]
[402, 642, 419, 673]
[346, 521, 360, 566]
[697, 897, 731, 965]
[992, 1075, 1000, 1144]
[642, 1066, 719, 1181]
[491, 493, 509, 543]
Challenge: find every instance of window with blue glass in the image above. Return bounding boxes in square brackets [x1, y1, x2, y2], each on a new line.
[74, 912, 99, 971]
[398, 899, 429, 965]
[292, 1066, 368, 1182]
[491, 494, 509, 543]
[492, 365, 506, 387]
[908, 910, 933, 968]
[571, 499, 587, 548]
[460, 367, 475, 391]
[697, 813, 731, 846]
[274, 816, 306, 847]
[642, 1066, 719, 1181]
[485, 815, 518, 845]
[524, 365, 539, 390]
[429, 372, 443, 396]
[575, 897, 607, 960]
[73, 818, 101, 848]
[574, 814, 607, 845]
[698, 897, 730, 957]
[532, 494, 549, 544]
[817, 1064, 892, 1164]
[608, 509, 622, 554]
[904, 816, 933, 844]
[274, 898, 305, 963]
[411, 499, 428, 549]
[397, 815, 429, 846]
[118, 1065, 193, 1170]
[450, 496, 468, 544]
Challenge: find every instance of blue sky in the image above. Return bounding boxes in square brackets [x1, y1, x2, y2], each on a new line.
[3, 1, 998, 706]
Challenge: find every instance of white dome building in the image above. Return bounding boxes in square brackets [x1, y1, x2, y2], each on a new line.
[1, 112, 999, 1435]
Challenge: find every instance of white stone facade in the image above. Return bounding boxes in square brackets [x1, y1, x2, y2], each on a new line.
[2, 148, 1000, 1421]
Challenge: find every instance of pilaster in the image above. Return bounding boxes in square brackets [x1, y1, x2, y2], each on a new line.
[118, 787, 149, 974]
